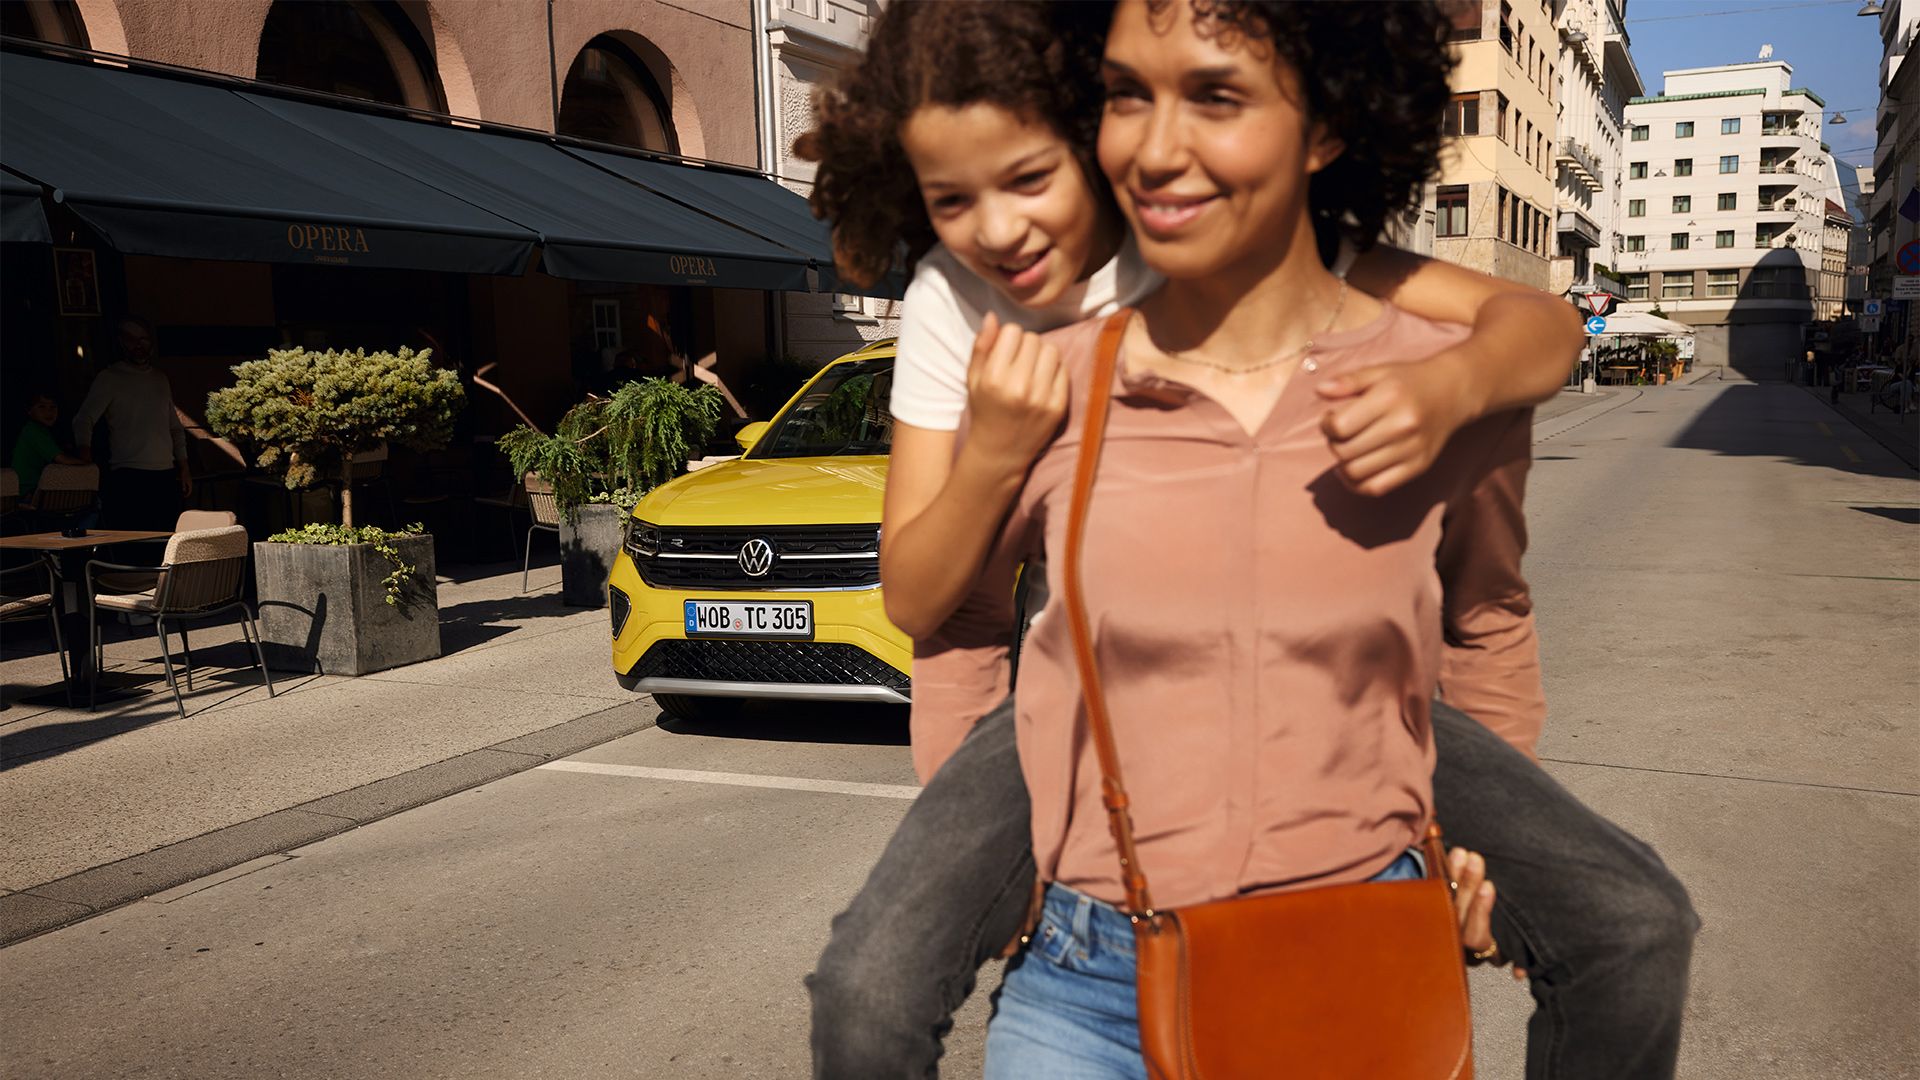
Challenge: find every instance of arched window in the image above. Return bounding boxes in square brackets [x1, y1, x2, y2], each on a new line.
[559, 37, 677, 154]
[256, 0, 446, 112]
[1, 0, 89, 48]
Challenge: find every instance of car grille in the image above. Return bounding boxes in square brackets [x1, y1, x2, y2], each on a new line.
[629, 639, 910, 693]
[634, 524, 880, 590]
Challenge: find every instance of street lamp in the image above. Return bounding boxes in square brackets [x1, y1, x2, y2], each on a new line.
[1830, 112, 1849, 125]
[1857, 1, 1885, 15]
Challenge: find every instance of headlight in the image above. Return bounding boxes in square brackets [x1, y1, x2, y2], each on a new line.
[623, 519, 662, 560]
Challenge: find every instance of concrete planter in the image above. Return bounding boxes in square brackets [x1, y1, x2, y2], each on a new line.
[254, 535, 441, 675]
[560, 504, 624, 608]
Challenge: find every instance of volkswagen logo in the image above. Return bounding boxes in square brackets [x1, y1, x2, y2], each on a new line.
[738, 538, 776, 577]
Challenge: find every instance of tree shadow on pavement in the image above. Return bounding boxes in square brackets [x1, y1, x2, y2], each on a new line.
[437, 592, 582, 654]
[1667, 383, 1919, 481]
[657, 699, 910, 747]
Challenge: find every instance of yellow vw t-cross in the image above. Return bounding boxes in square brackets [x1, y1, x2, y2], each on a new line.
[609, 341, 910, 721]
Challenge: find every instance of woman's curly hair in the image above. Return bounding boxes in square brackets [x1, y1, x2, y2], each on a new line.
[1155, 0, 1458, 254]
[793, 2, 1107, 288]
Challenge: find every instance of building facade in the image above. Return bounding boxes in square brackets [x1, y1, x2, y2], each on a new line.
[1550, 0, 1640, 301]
[0, 0, 900, 480]
[1820, 198, 1854, 323]
[1431, 0, 1565, 290]
[1617, 61, 1840, 376]
[1867, 0, 1918, 366]
[753, 0, 899, 358]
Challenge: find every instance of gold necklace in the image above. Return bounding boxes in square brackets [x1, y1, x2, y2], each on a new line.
[1154, 279, 1350, 376]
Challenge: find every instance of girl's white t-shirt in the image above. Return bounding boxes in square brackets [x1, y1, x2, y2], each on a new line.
[889, 236, 1160, 432]
[889, 236, 1355, 432]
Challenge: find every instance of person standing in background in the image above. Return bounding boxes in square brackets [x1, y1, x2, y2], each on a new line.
[73, 316, 191, 530]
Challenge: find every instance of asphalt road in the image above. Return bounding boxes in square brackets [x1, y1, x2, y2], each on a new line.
[3, 375, 1915, 1079]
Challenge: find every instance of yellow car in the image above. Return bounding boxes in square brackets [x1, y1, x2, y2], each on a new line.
[610, 340, 909, 721]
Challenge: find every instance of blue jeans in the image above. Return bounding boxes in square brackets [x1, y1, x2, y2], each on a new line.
[808, 698, 1697, 1079]
[984, 854, 1426, 1080]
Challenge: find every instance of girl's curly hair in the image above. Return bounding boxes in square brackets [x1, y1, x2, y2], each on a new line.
[793, 1, 1107, 288]
[1156, 0, 1458, 254]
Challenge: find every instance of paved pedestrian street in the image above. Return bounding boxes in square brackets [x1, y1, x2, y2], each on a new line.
[2, 372, 1915, 1079]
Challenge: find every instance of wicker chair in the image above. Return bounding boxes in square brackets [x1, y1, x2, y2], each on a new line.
[1, 561, 70, 706]
[85, 524, 274, 717]
[32, 463, 99, 515]
[521, 473, 563, 593]
[95, 510, 242, 595]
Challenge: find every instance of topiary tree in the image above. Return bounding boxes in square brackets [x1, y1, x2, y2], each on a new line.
[207, 346, 465, 528]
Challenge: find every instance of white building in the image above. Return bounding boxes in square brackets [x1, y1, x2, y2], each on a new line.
[753, 0, 900, 361]
[1552, 0, 1641, 302]
[1618, 61, 1841, 376]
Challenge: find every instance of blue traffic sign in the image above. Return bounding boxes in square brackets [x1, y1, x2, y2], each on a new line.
[1585, 315, 1608, 335]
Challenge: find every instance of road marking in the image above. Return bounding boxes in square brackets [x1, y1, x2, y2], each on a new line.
[1816, 421, 1834, 437]
[1841, 445, 1863, 464]
[535, 760, 921, 800]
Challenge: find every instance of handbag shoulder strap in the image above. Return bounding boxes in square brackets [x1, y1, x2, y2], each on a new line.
[1062, 309, 1156, 917]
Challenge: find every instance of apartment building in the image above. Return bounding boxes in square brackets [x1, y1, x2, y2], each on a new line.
[1432, 0, 1565, 289]
[1618, 61, 1841, 375]
[1551, 0, 1641, 300]
[1867, 0, 1918, 365]
[1820, 199, 1854, 323]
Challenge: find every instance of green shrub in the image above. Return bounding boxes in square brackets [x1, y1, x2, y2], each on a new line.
[207, 347, 465, 527]
[498, 378, 723, 520]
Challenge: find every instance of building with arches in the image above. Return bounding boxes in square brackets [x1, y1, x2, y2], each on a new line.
[2, 0, 892, 517]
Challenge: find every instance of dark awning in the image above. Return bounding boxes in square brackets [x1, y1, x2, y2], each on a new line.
[0, 48, 872, 294]
[1, 52, 537, 275]
[241, 92, 818, 292]
[1, 171, 50, 244]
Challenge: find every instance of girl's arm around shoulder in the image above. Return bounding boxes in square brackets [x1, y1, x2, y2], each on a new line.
[1318, 245, 1584, 497]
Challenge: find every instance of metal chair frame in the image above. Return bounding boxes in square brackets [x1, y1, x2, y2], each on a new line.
[86, 540, 275, 718]
[521, 473, 562, 593]
[0, 560, 71, 707]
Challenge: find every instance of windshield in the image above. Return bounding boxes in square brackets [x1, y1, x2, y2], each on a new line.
[749, 357, 895, 458]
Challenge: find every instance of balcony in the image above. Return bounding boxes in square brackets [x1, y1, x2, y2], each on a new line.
[1555, 137, 1604, 192]
[1758, 162, 1796, 175]
[1556, 207, 1601, 248]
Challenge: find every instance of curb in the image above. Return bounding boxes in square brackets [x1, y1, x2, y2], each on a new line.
[1800, 386, 1920, 471]
[1535, 386, 1646, 443]
[0, 701, 660, 947]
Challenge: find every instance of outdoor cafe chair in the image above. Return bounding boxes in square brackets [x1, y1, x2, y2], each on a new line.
[31, 463, 99, 516]
[475, 476, 527, 562]
[522, 472, 561, 593]
[84, 524, 275, 718]
[94, 510, 241, 595]
[1, 468, 18, 516]
[0, 560, 71, 707]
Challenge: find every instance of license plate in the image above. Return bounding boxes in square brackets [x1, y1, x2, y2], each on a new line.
[684, 599, 813, 639]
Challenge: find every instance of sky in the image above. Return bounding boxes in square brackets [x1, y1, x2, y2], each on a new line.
[1624, 0, 1883, 215]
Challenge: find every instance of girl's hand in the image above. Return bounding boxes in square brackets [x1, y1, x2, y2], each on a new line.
[1316, 351, 1482, 496]
[962, 311, 1069, 475]
[1449, 846, 1525, 981]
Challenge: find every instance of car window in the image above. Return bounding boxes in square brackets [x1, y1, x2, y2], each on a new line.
[749, 358, 895, 458]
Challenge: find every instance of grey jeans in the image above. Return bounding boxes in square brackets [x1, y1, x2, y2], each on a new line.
[807, 699, 1698, 1079]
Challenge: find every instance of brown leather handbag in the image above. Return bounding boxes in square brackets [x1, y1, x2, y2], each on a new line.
[1059, 311, 1475, 1080]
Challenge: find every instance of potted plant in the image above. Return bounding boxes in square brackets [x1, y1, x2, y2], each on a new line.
[207, 346, 464, 675]
[498, 378, 723, 607]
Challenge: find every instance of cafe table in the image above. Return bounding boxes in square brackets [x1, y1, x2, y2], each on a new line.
[0, 529, 172, 704]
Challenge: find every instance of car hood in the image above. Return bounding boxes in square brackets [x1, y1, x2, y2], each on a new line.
[635, 456, 888, 527]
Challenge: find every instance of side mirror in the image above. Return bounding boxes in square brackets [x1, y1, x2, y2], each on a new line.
[734, 421, 770, 451]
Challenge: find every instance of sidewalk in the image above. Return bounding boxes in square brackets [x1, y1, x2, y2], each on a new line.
[0, 561, 658, 943]
[1809, 386, 1920, 470]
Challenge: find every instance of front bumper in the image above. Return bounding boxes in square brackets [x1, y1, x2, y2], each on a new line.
[609, 551, 912, 703]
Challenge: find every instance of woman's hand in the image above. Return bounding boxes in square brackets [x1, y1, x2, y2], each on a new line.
[1449, 846, 1526, 982]
[1315, 350, 1482, 497]
[960, 312, 1068, 476]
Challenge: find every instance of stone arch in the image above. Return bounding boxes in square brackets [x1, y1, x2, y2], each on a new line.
[565, 28, 705, 158]
[4, 0, 101, 50]
[255, 0, 447, 112]
[418, 1, 480, 119]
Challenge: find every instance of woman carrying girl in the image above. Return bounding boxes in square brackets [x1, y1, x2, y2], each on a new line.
[799, 3, 1696, 1077]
